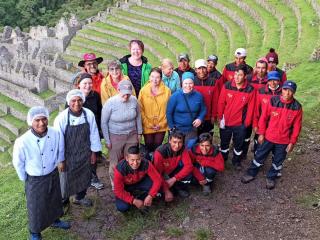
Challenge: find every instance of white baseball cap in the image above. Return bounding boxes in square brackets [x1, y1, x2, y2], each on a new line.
[194, 59, 207, 68]
[234, 48, 247, 57]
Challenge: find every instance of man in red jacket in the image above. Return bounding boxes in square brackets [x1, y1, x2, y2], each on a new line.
[78, 53, 104, 95]
[207, 55, 222, 80]
[220, 48, 253, 87]
[242, 57, 269, 160]
[114, 146, 162, 212]
[217, 65, 256, 170]
[252, 71, 282, 152]
[153, 130, 193, 201]
[241, 81, 302, 189]
[265, 48, 287, 85]
[194, 59, 220, 136]
[174, 53, 196, 81]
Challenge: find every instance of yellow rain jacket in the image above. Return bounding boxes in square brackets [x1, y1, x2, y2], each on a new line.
[138, 81, 171, 134]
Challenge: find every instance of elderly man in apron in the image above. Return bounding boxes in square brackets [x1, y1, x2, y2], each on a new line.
[13, 106, 70, 240]
[54, 89, 102, 207]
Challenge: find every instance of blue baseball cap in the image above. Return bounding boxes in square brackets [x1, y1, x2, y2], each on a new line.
[182, 72, 195, 82]
[267, 71, 280, 81]
[282, 80, 297, 93]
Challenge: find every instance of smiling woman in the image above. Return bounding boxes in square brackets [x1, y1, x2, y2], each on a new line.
[119, 40, 152, 96]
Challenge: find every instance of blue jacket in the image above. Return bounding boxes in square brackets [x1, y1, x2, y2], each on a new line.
[166, 89, 206, 133]
[162, 71, 181, 94]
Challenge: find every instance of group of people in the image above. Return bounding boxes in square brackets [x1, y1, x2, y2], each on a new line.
[12, 39, 302, 240]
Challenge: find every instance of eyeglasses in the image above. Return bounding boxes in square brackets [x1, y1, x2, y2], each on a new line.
[109, 67, 121, 71]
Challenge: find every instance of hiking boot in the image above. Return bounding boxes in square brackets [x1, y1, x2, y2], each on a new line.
[202, 185, 211, 196]
[177, 189, 190, 198]
[51, 219, 71, 230]
[266, 178, 276, 190]
[72, 197, 93, 207]
[241, 174, 255, 184]
[91, 178, 104, 190]
[30, 233, 42, 240]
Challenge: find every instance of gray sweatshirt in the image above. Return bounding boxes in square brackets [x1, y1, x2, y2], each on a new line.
[101, 95, 142, 144]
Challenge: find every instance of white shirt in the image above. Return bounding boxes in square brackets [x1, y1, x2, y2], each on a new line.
[53, 107, 102, 152]
[12, 127, 64, 181]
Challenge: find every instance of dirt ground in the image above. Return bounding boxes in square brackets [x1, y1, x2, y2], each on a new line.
[67, 127, 320, 240]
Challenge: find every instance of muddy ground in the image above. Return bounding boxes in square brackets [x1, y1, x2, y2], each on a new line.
[67, 127, 320, 240]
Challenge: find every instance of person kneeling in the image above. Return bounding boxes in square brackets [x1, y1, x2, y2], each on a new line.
[13, 107, 70, 240]
[114, 146, 162, 212]
[154, 130, 193, 201]
[189, 133, 225, 196]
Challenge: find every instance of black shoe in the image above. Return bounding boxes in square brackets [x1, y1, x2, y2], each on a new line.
[241, 174, 255, 184]
[266, 178, 276, 190]
[177, 189, 190, 198]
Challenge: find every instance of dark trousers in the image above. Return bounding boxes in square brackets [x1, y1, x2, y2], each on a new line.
[197, 120, 214, 136]
[253, 133, 259, 153]
[75, 189, 87, 201]
[168, 160, 193, 191]
[115, 176, 153, 212]
[219, 125, 246, 166]
[144, 132, 166, 152]
[242, 126, 252, 158]
[194, 163, 216, 184]
[246, 139, 288, 179]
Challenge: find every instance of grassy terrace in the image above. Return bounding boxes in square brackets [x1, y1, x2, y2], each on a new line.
[92, 21, 176, 65]
[188, 0, 247, 61]
[0, 93, 28, 114]
[244, 0, 281, 52]
[106, 14, 189, 56]
[116, 9, 205, 59]
[143, 0, 230, 64]
[77, 27, 163, 64]
[131, 4, 217, 57]
[212, 0, 264, 63]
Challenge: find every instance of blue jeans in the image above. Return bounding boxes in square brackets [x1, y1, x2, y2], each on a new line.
[246, 139, 288, 179]
[115, 176, 153, 212]
[220, 125, 246, 165]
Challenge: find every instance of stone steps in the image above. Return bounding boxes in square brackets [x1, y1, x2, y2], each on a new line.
[114, 10, 201, 59]
[0, 137, 10, 153]
[76, 30, 164, 61]
[87, 23, 176, 63]
[0, 125, 16, 144]
[0, 114, 27, 137]
[138, 0, 229, 62]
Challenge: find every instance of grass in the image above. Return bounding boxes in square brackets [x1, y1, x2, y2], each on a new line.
[243, 0, 281, 52]
[211, 0, 265, 63]
[195, 228, 213, 240]
[295, 188, 320, 209]
[0, 93, 28, 114]
[0, 125, 16, 142]
[287, 62, 320, 129]
[36, 90, 56, 99]
[131, 4, 217, 57]
[142, 0, 230, 64]
[166, 226, 184, 237]
[189, 0, 247, 60]
[116, 8, 205, 60]
[106, 14, 189, 54]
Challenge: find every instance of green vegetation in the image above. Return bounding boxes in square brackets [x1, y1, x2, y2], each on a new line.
[37, 90, 56, 99]
[0, 93, 28, 114]
[0, 0, 114, 30]
[195, 228, 213, 240]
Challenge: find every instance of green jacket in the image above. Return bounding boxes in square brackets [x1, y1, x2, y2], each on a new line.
[119, 55, 152, 88]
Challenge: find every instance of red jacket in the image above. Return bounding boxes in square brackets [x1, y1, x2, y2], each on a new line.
[258, 95, 302, 144]
[218, 80, 256, 127]
[247, 73, 268, 91]
[189, 144, 224, 182]
[253, 85, 282, 128]
[220, 62, 253, 84]
[91, 71, 104, 95]
[194, 76, 219, 120]
[153, 144, 193, 191]
[113, 159, 161, 204]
